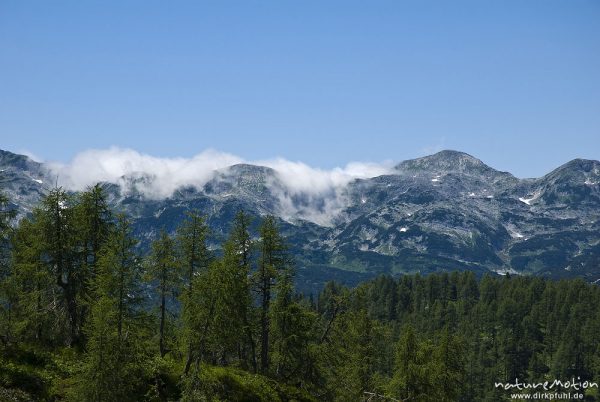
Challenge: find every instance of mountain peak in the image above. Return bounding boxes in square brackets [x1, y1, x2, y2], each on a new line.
[538, 158, 600, 187]
[0, 149, 40, 171]
[395, 150, 501, 176]
[223, 163, 277, 176]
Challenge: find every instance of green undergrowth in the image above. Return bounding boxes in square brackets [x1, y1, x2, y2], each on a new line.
[182, 365, 317, 402]
[0, 344, 316, 402]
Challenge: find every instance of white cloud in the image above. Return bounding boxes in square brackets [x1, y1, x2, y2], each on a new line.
[49, 147, 242, 198]
[48, 147, 394, 225]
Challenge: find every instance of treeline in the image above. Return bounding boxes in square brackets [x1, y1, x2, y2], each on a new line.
[1, 187, 600, 401]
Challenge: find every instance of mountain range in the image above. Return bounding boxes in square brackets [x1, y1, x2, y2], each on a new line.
[1, 148, 599, 292]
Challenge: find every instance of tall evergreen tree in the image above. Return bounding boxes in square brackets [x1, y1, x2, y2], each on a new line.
[74, 184, 112, 277]
[213, 210, 256, 370]
[147, 229, 179, 357]
[270, 269, 315, 383]
[0, 191, 16, 343]
[387, 325, 434, 402]
[77, 214, 145, 401]
[175, 211, 211, 374]
[39, 188, 82, 345]
[255, 215, 288, 373]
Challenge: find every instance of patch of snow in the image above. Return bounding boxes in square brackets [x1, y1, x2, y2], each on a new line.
[33, 178, 43, 184]
[360, 197, 367, 204]
[486, 195, 493, 199]
[494, 268, 521, 276]
[506, 224, 527, 240]
[468, 192, 476, 197]
[518, 190, 541, 205]
[399, 227, 408, 232]
[431, 178, 439, 182]
[585, 178, 597, 186]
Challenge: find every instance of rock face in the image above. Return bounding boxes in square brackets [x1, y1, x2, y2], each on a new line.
[2, 148, 599, 290]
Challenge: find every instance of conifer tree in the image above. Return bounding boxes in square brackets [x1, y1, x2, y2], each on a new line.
[387, 324, 434, 401]
[432, 328, 466, 401]
[74, 184, 112, 277]
[6, 212, 56, 344]
[0, 191, 13, 244]
[77, 214, 144, 402]
[0, 191, 16, 342]
[39, 188, 82, 345]
[212, 210, 256, 370]
[175, 211, 211, 374]
[270, 269, 315, 382]
[255, 215, 288, 373]
[146, 229, 179, 357]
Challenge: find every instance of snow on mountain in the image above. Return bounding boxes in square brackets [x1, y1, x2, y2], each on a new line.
[2, 148, 600, 290]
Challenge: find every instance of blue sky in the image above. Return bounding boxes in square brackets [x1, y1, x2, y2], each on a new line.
[1, 1, 598, 178]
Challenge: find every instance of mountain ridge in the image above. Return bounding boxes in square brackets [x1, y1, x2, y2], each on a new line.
[1, 148, 599, 290]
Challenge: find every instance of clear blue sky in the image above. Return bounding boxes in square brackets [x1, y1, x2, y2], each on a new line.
[1, 1, 598, 178]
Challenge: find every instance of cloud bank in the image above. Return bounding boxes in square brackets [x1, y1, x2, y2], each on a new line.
[48, 147, 394, 225]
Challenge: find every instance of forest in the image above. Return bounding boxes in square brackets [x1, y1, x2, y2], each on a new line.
[1, 186, 600, 401]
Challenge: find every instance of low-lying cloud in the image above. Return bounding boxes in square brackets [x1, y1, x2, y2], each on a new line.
[49, 147, 394, 225]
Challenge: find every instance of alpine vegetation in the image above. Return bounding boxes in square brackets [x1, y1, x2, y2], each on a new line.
[1, 187, 600, 401]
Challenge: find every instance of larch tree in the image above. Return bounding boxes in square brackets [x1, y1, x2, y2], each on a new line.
[0, 191, 16, 343]
[212, 210, 256, 370]
[39, 188, 82, 345]
[147, 229, 179, 358]
[175, 211, 211, 374]
[78, 214, 144, 402]
[255, 215, 288, 373]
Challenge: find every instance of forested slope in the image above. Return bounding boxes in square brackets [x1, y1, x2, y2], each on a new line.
[1, 188, 600, 401]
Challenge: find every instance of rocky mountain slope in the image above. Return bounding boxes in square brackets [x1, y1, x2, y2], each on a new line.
[1, 148, 599, 291]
